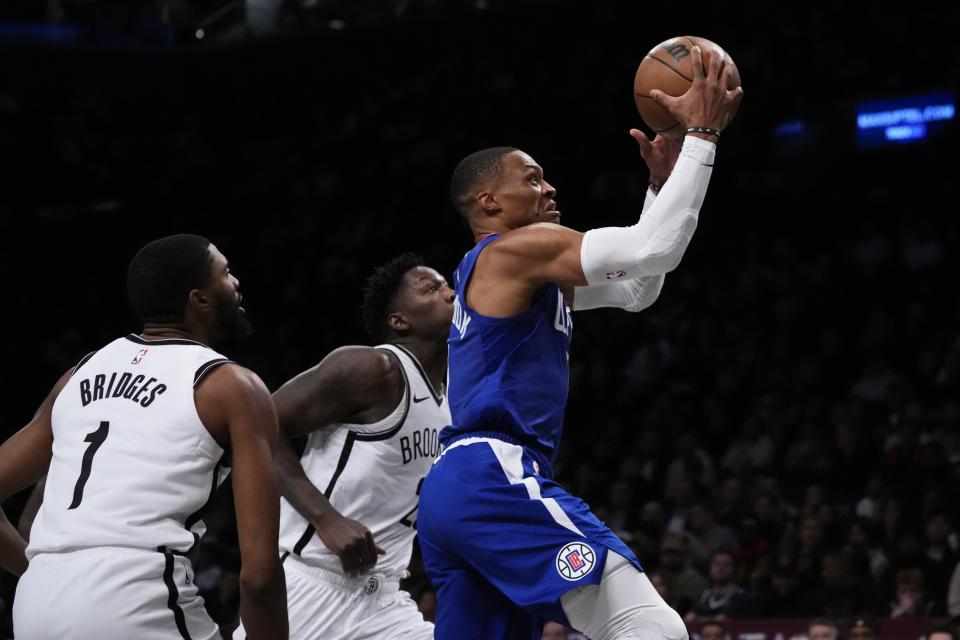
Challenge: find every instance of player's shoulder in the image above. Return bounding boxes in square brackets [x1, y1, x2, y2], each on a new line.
[487, 222, 577, 260]
[327, 344, 398, 371]
[196, 361, 269, 399]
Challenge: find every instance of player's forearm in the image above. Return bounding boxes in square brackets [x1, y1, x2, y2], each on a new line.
[580, 136, 715, 283]
[276, 434, 337, 525]
[0, 509, 28, 576]
[572, 275, 664, 312]
[17, 476, 45, 541]
[239, 564, 288, 640]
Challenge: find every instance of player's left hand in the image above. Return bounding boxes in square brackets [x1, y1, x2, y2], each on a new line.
[629, 129, 682, 189]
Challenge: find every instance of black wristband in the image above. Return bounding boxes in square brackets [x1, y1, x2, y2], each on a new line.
[686, 126, 721, 138]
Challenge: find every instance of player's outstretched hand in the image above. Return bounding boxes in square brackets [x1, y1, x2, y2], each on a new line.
[629, 129, 682, 187]
[650, 45, 743, 134]
[316, 512, 386, 577]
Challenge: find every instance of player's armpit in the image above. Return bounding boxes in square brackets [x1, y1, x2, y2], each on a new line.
[196, 365, 288, 640]
[273, 346, 404, 437]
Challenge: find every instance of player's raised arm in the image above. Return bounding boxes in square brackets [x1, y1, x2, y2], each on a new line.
[196, 364, 287, 640]
[467, 45, 741, 317]
[0, 369, 70, 576]
[272, 346, 397, 576]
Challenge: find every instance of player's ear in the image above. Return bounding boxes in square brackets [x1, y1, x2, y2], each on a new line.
[188, 288, 212, 313]
[387, 311, 410, 334]
[477, 190, 500, 214]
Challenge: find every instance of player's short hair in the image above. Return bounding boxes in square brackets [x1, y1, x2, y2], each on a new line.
[450, 146, 518, 217]
[361, 252, 426, 343]
[127, 234, 213, 323]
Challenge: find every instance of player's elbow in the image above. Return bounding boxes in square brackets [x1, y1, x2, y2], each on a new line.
[623, 284, 661, 313]
[239, 563, 285, 600]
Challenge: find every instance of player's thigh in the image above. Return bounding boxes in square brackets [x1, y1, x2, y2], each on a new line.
[355, 591, 434, 640]
[236, 564, 349, 640]
[433, 566, 539, 640]
[422, 440, 634, 617]
[560, 551, 686, 640]
[15, 548, 218, 640]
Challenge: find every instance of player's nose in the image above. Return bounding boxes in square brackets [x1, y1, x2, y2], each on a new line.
[542, 179, 556, 198]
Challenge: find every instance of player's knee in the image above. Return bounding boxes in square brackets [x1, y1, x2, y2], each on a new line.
[612, 604, 686, 640]
[652, 603, 687, 640]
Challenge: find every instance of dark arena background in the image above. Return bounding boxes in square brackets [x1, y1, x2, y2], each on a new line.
[1, 2, 958, 639]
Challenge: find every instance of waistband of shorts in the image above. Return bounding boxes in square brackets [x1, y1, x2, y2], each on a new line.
[27, 545, 183, 565]
[440, 431, 554, 478]
[281, 552, 401, 594]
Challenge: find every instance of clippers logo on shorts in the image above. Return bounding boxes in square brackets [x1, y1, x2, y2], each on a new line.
[556, 542, 596, 581]
[131, 348, 149, 364]
[604, 270, 627, 280]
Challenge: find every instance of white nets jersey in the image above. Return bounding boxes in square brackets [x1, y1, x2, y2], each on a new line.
[27, 334, 232, 558]
[278, 344, 450, 579]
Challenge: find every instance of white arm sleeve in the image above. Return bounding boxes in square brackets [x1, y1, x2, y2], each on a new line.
[579, 136, 716, 285]
[572, 274, 665, 312]
[569, 183, 662, 313]
[641, 185, 656, 215]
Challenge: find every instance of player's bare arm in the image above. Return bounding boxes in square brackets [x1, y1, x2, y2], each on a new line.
[273, 346, 399, 576]
[0, 369, 70, 576]
[16, 475, 46, 541]
[0, 510, 27, 576]
[196, 363, 288, 640]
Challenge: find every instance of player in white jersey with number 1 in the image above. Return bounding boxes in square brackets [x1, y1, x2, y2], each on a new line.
[0, 234, 287, 640]
[235, 253, 452, 640]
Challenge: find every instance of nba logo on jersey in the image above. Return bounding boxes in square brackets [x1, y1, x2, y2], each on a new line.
[556, 542, 596, 581]
[131, 348, 149, 364]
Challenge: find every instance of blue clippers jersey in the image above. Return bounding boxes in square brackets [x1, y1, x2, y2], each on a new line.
[443, 234, 573, 468]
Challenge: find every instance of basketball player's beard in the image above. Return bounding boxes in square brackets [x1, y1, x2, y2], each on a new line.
[215, 293, 252, 340]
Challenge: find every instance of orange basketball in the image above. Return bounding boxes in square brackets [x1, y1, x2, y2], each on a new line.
[633, 35, 741, 136]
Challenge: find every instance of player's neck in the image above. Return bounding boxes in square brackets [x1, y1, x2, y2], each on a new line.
[140, 323, 209, 346]
[392, 337, 447, 392]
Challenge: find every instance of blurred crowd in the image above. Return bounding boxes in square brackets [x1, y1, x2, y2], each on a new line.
[1, 3, 957, 639]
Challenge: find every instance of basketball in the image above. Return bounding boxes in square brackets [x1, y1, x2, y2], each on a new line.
[633, 35, 741, 136]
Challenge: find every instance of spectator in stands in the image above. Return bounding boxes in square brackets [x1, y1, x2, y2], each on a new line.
[808, 618, 840, 640]
[659, 532, 707, 617]
[819, 550, 882, 618]
[890, 567, 938, 617]
[925, 623, 958, 640]
[847, 616, 879, 640]
[688, 550, 754, 622]
[699, 620, 725, 640]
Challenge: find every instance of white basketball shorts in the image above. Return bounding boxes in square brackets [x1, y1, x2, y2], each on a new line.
[234, 553, 433, 640]
[13, 546, 218, 640]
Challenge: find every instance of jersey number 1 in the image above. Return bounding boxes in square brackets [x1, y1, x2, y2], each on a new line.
[68, 421, 110, 509]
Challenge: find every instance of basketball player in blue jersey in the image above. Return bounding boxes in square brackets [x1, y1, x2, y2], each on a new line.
[417, 47, 743, 640]
[234, 253, 452, 639]
[0, 235, 287, 639]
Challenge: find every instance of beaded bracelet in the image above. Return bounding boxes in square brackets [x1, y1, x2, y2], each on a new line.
[686, 127, 721, 138]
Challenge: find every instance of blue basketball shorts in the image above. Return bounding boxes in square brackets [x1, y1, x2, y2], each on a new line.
[417, 436, 643, 640]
